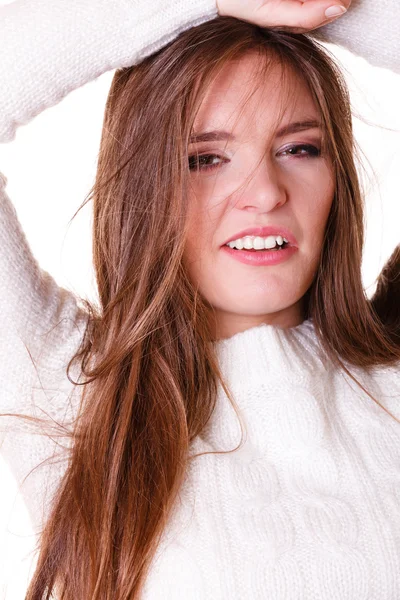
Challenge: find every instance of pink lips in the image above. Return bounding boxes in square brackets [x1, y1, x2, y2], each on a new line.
[222, 244, 297, 266]
[222, 226, 298, 248]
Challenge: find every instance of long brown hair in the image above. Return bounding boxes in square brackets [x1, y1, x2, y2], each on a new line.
[17, 15, 400, 599]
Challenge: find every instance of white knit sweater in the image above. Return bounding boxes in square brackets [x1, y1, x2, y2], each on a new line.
[1, 0, 400, 598]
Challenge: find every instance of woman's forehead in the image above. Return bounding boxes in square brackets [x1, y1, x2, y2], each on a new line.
[193, 53, 319, 137]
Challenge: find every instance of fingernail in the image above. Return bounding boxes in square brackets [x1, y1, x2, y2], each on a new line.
[325, 5, 347, 18]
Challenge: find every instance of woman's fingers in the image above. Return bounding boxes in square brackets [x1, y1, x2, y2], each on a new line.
[216, 0, 352, 33]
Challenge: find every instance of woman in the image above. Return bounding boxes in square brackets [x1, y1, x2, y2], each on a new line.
[1, 0, 400, 598]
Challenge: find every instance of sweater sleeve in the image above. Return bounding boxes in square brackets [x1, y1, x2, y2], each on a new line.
[313, 0, 400, 75]
[0, 0, 219, 332]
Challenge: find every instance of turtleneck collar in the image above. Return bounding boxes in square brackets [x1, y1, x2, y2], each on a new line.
[213, 317, 331, 391]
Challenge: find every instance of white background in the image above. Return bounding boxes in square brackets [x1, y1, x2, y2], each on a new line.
[0, 7, 400, 597]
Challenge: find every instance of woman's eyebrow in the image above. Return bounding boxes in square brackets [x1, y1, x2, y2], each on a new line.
[189, 119, 321, 144]
[275, 119, 321, 138]
[189, 130, 233, 144]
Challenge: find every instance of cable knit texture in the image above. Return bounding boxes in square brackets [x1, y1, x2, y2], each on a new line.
[1, 0, 400, 597]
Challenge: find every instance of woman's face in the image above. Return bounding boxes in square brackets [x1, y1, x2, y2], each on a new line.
[183, 52, 335, 340]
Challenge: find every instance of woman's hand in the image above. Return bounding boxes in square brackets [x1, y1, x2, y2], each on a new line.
[216, 0, 352, 34]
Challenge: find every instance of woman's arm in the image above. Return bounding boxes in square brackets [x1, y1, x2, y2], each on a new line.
[313, 0, 400, 74]
[0, 0, 218, 144]
[218, 0, 400, 75]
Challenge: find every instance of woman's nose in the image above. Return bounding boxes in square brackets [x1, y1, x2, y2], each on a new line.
[236, 158, 288, 213]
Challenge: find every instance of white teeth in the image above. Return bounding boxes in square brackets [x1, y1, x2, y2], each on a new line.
[227, 235, 289, 250]
[253, 236, 265, 250]
[243, 237, 253, 250]
[264, 236, 277, 250]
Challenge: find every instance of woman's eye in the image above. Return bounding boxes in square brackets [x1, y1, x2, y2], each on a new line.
[279, 144, 321, 158]
[188, 145, 320, 172]
[188, 154, 226, 172]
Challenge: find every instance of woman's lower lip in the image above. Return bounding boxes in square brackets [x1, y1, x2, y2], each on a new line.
[221, 245, 298, 266]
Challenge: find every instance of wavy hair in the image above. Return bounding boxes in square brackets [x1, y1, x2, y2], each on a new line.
[19, 15, 400, 599]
